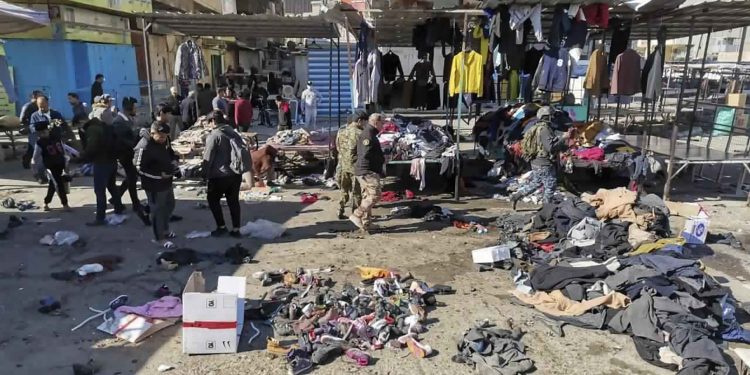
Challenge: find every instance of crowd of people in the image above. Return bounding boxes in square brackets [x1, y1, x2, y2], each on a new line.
[17, 74, 253, 250]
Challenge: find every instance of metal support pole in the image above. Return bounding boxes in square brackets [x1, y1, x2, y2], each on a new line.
[614, 96, 621, 129]
[141, 18, 154, 112]
[328, 37, 333, 158]
[687, 27, 712, 152]
[454, 13, 469, 201]
[337, 35, 341, 129]
[596, 30, 607, 120]
[737, 26, 748, 80]
[664, 18, 694, 200]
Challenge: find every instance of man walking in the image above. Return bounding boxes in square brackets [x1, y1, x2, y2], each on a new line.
[30, 95, 69, 183]
[91, 74, 104, 105]
[197, 83, 213, 116]
[203, 110, 248, 237]
[80, 102, 125, 226]
[134, 122, 179, 249]
[349, 113, 385, 232]
[212, 86, 229, 117]
[336, 111, 366, 219]
[20, 90, 43, 169]
[510, 106, 572, 210]
[180, 90, 198, 130]
[112, 96, 150, 225]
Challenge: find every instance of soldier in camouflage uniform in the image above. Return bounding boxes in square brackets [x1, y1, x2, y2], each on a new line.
[335, 111, 367, 219]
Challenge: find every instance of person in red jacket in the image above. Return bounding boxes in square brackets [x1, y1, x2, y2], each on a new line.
[235, 89, 253, 131]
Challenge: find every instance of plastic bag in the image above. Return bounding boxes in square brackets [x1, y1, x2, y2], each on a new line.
[239, 219, 285, 240]
[105, 214, 128, 226]
[185, 230, 211, 239]
[53, 231, 79, 245]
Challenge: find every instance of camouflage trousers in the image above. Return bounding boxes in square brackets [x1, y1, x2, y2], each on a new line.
[516, 165, 557, 203]
[353, 173, 382, 227]
[337, 170, 361, 214]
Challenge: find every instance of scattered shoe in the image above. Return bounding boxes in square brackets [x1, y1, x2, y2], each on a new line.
[266, 337, 293, 356]
[344, 348, 371, 367]
[211, 227, 228, 237]
[43, 204, 50, 212]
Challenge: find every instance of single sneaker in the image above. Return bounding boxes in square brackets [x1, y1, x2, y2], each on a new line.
[348, 215, 365, 232]
[266, 337, 293, 356]
[311, 345, 342, 365]
[344, 348, 371, 367]
[43, 204, 50, 212]
[398, 334, 432, 358]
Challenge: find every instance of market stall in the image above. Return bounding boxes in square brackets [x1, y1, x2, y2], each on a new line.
[134, 11, 343, 180]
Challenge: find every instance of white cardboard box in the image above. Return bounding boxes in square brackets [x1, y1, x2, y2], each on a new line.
[471, 245, 511, 264]
[182, 272, 247, 354]
[682, 217, 710, 244]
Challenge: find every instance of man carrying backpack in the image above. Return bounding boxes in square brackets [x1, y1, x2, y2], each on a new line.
[511, 106, 572, 210]
[203, 110, 250, 237]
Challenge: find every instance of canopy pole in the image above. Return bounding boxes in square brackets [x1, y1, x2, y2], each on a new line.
[454, 13, 469, 202]
[141, 18, 154, 112]
[687, 27, 712, 152]
[595, 30, 607, 120]
[737, 26, 748, 80]
[664, 17, 695, 201]
[329, 37, 333, 158]
[337, 35, 341, 129]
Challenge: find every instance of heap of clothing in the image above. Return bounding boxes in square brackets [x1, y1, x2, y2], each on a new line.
[499, 188, 749, 374]
[378, 116, 453, 161]
[267, 128, 332, 147]
[171, 118, 213, 156]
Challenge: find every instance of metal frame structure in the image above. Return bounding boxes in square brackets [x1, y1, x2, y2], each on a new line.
[134, 12, 342, 157]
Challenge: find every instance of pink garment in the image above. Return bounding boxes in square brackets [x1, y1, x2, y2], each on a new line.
[116, 296, 182, 319]
[574, 147, 605, 161]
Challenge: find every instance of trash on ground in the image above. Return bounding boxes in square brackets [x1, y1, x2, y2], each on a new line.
[239, 219, 285, 239]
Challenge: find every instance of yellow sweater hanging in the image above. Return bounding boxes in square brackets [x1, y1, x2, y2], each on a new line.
[449, 50, 484, 97]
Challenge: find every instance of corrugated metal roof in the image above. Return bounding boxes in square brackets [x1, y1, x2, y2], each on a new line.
[629, 0, 750, 40]
[136, 12, 338, 39]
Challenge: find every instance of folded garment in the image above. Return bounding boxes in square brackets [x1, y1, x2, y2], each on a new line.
[116, 296, 182, 319]
[574, 147, 605, 161]
[512, 290, 630, 316]
[630, 237, 686, 255]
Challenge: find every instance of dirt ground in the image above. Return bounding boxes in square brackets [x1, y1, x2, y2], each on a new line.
[1, 158, 750, 375]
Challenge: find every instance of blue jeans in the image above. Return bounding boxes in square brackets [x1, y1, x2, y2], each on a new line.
[516, 165, 557, 203]
[93, 162, 124, 221]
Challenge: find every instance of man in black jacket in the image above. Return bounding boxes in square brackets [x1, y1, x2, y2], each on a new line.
[203, 110, 245, 237]
[113, 97, 149, 225]
[81, 110, 125, 226]
[91, 74, 104, 105]
[349, 113, 385, 232]
[134, 122, 180, 248]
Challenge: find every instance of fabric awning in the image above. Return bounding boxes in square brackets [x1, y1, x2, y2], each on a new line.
[0, 0, 50, 34]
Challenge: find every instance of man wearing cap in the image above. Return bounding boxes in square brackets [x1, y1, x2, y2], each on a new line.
[350, 113, 386, 232]
[29, 95, 69, 183]
[335, 111, 366, 219]
[510, 106, 572, 209]
[300, 81, 321, 129]
[134, 121, 180, 248]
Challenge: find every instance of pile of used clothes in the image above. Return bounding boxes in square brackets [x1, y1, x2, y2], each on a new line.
[378, 116, 453, 161]
[267, 128, 331, 146]
[496, 187, 749, 374]
[255, 266, 453, 374]
[453, 321, 534, 374]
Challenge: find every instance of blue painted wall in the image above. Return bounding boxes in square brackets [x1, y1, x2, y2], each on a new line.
[307, 44, 352, 118]
[4, 40, 140, 119]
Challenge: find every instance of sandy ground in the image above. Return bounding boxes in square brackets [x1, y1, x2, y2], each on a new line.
[1, 156, 750, 375]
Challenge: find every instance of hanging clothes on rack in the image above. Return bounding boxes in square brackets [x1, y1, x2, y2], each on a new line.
[611, 49, 642, 96]
[353, 55, 369, 107]
[367, 49, 381, 104]
[609, 19, 632, 66]
[548, 4, 572, 48]
[175, 39, 206, 80]
[641, 47, 663, 101]
[584, 46, 609, 95]
[533, 47, 570, 93]
[508, 4, 543, 44]
[381, 50, 404, 82]
[449, 50, 484, 97]
[582, 3, 609, 29]
[409, 58, 436, 109]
